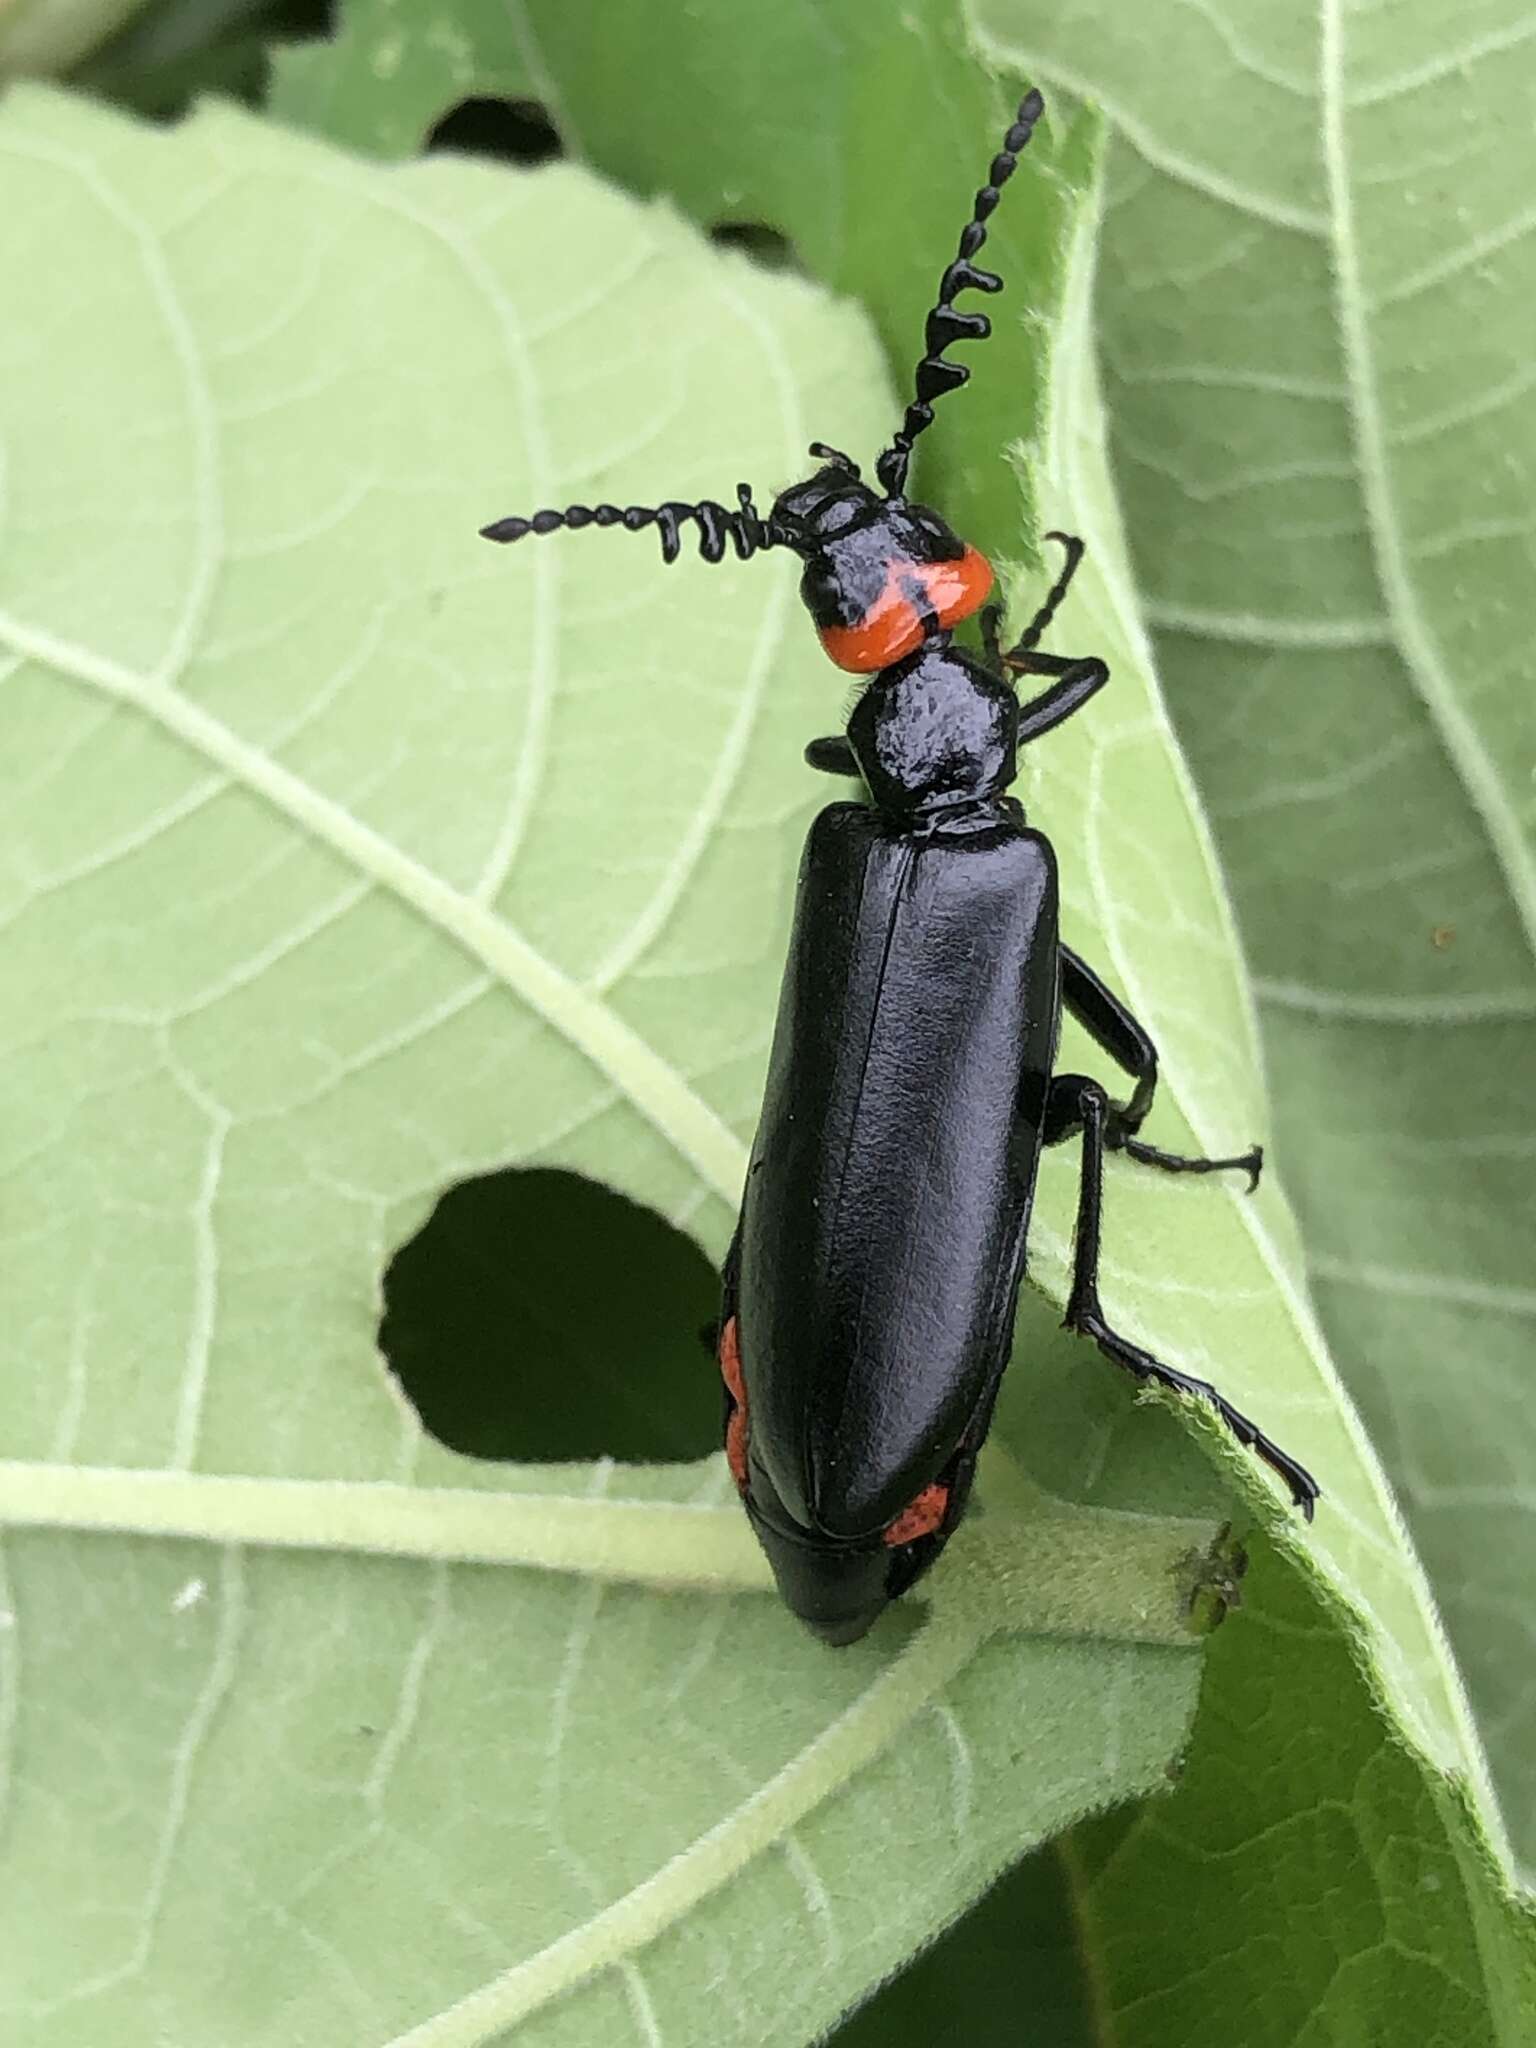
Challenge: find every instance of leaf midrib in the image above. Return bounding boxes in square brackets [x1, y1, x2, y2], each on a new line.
[379, 1615, 983, 2048]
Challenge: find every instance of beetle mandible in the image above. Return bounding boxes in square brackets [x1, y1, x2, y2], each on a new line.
[483, 88, 1319, 1643]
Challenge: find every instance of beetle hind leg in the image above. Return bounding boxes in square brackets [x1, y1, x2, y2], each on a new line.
[1073, 1298, 1320, 1518]
[1050, 1076, 1320, 1517]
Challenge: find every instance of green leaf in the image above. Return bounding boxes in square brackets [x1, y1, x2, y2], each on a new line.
[70, 0, 282, 119]
[967, 0, 1536, 1876]
[5, 2, 1530, 2037]
[0, 81, 1213, 2045]
[270, 0, 1536, 2034]
[847, 1535, 1536, 2048]
[0, 0, 154, 74]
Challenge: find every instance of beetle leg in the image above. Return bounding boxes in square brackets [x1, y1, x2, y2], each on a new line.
[1120, 1130, 1263, 1190]
[1060, 946, 1158, 1129]
[1059, 947, 1261, 1188]
[1007, 651, 1111, 741]
[804, 734, 861, 777]
[979, 600, 1005, 670]
[1007, 530, 1086, 655]
[990, 536, 1108, 740]
[1053, 1077, 1320, 1517]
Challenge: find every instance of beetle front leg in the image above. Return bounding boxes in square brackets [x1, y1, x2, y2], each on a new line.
[1059, 947, 1261, 1189]
[1007, 530, 1086, 656]
[1048, 1076, 1320, 1517]
[804, 734, 860, 777]
[1007, 651, 1110, 742]
[979, 600, 1005, 670]
[986, 536, 1109, 739]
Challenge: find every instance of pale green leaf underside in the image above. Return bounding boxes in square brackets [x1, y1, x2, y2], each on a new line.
[969, 0, 1536, 1875]
[0, 81, 1506, 2042]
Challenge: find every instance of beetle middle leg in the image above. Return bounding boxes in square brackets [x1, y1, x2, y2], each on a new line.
[1060, 946, 1262, 1189]
[1049, 1075, 1320, 1516]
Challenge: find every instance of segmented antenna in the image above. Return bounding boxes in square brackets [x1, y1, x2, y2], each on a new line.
[875, 88, 1046, 500]
[480, 483, 777, 565]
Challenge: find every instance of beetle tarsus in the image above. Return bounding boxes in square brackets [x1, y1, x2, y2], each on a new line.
[1007, 531, 1086, 658]
[983, 534, 1086, 679]
[1117, 1132, 1264, 1193]
[1071, 1301, 1320, 1519]
[1059, 1079, 1318, 1516]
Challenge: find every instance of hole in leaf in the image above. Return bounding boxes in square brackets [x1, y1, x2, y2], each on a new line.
[379, 1168, 720, 1464]
[708, 221, 801, 273]
[263, 0, 335, 35]
[427, 97, 564, 167]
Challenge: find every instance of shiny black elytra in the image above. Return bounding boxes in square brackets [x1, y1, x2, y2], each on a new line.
[483, 87, 1319, 1644]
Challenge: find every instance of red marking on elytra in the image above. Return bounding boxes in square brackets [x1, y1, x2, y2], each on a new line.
[719, 1315, 749, 1493]
[883, 1482, 949, 1547]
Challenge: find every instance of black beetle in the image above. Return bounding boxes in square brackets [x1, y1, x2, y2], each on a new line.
[483, 88, 1319, 1643]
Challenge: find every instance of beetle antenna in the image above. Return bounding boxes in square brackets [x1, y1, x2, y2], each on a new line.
[807, 442, 862, 477]
[480, 484, 780, 564]
[875, 88, 1046, 500]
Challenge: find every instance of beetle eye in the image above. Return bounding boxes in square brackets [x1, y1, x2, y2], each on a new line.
[914, 509, 961, 554]
[800, 559, 844, 617]
[815, 497, 861, 537]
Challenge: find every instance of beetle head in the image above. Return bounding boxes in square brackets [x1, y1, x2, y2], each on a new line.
[481, 90, 1049, 668]
[771, 450, 994, 674]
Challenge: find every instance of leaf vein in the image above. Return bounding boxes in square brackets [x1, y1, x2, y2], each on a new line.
[0, 608, 748, 1201]
[1319, 0, 1536, 997]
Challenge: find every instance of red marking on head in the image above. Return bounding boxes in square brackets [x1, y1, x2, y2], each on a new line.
[718, 1315, 749, 1494]
[923, 545, 994, 634]
[816, 546, 994, 673]
[883, 1482, 950, 1548]
[817, 582, 924, 674]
